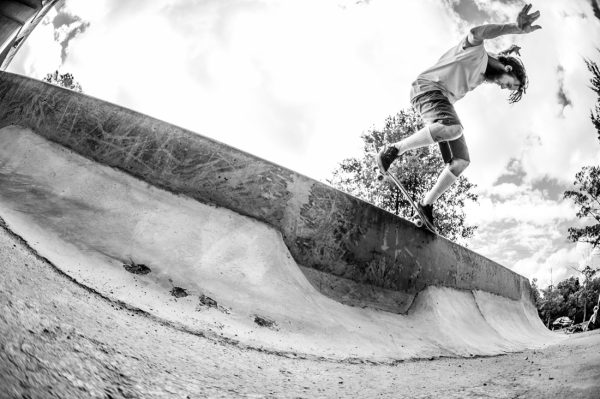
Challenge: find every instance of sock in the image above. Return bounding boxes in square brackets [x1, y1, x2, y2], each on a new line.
[393, 126, 434, 154]
[423, 167, 458, 205]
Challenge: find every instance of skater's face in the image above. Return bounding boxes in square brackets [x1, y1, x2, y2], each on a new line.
[495, 73, 521, 91]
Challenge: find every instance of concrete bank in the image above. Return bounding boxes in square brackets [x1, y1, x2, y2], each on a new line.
[0, 72, 530, 310]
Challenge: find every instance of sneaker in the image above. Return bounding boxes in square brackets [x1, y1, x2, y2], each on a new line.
[417, 202, 434, 227]
[376, 145, 399, 173]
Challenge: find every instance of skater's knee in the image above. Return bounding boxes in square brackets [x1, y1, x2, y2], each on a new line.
[449, 158, 470, 176]
[429, 123, 463, 142]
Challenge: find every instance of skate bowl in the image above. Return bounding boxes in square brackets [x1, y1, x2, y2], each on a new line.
[0, 72, 562, 362]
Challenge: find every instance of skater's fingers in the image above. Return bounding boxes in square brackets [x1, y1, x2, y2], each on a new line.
[528, 11, 540, 22]
[517, 5, 531, 28]
[519, 3, 531, 17]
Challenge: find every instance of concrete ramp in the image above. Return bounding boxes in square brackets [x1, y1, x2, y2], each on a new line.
[0, 72, 562, 362]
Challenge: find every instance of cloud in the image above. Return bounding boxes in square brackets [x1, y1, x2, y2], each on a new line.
[467, 183, 575, 227]
[493, 158, 526, 186]
[455, 0, 600, 191]
[13, 0, 468, 177]
[555, 65, 573, 117]
[465, 169, 597, 288]
[448, 0, 493, 25]
[52, 10, 89, 63]
[10, 0, 598, 184]
[514, 241, 600, 288]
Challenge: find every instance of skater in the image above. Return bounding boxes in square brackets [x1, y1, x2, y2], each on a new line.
[376, 4, 541, 227]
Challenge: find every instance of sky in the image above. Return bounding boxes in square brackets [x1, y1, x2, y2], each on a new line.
[5, 0, 600, 288]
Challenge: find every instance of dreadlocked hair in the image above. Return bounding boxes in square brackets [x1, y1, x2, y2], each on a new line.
[499, 55, 528, 103]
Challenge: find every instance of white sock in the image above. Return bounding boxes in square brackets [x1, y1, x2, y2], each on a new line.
[423, 167, 458, 205]
[393, 126, 434, 155]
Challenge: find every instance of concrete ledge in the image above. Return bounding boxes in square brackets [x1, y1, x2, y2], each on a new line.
[0, 15, 21, 45]
[0, 1, 37, 25]
[0, 71, 532, 304]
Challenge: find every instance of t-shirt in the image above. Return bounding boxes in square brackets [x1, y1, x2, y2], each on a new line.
[410, 36, 488, 104]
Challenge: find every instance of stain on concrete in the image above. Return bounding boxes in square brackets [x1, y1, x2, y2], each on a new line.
[123, 260, 151, 275]
[254, 315, 277, 329]
[196, 294, 230, 314]
[170, 287, 188, 298]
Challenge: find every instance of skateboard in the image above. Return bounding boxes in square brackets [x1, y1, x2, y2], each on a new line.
[375, 168, 437, 234]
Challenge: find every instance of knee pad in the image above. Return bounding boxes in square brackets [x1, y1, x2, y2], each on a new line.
[430, 123, 463, 142]
[449, 158, 470, 175]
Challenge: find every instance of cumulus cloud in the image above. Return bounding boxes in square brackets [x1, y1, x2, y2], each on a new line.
[515, 242, 600, 288]
[556, 65, 573, 117]
[11, 0, 466, 175]
[10, 0, 598, 184]
[465, 175, 597, 287]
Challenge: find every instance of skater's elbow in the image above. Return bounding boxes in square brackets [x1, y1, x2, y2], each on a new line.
[467, 28, 484, 47]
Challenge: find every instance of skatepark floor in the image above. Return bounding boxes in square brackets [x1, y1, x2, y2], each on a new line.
[1, 222, 600, 399]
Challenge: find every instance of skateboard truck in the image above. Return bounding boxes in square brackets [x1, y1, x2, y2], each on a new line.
[374, 167, 437, 234]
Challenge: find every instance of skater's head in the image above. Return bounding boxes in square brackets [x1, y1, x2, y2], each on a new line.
[485, 54, 528, 104]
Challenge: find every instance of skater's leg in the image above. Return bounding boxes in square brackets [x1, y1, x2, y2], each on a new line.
[378, 90, 462, 173]
[391, 123, 463, 155]
[438, 141, 453, 164]
[377, 124, 433, 172]
[423, 135, 470, 205]
[422, 159, 470, 205]
[422, 166, 458, 206]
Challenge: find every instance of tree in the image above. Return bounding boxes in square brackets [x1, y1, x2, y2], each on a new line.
[329, 108, 478, 243]
[573, 265, 600, 322]
[538, 285, 564, 327]
[587, 57, 600, 142]
[536, 274, 600, 326]
[43, 70, 83, 92]
[564, 167, 600, 248]
[531, 278, 542, 308]
[564, 57, 600, 248]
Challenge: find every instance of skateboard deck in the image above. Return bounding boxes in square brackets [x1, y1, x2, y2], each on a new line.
[375, 168, 438, 234]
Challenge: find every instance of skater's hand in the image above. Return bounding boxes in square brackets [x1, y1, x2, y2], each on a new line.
[516, 4, 541, 33]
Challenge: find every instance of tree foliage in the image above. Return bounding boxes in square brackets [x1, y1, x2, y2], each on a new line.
[563, 57, 600, 248]
[534, 270, 600, 326]
[43, 70, 83, 92]
[328, 108, 478, 243]
[586, 57, 600, 142]
[531, 278, 542, 308]
[564, 166, 600, 248]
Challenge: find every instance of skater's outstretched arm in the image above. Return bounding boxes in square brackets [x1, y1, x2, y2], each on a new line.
[467, 4, 541, 46]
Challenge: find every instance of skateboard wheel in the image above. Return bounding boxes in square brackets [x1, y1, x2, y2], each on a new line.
[414, 219, 423, 228]
[376, 173, 384, 181]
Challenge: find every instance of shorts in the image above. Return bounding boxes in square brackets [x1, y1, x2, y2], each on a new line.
[410, 90, 470, 164]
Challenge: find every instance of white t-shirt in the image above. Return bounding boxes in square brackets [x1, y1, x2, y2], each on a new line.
[410, 36, 489, 104]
